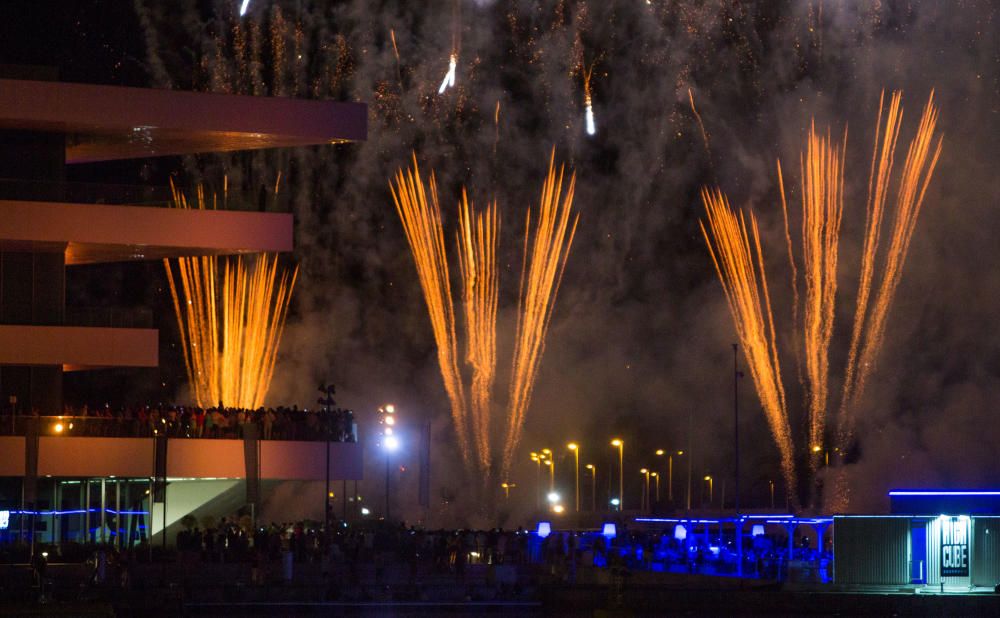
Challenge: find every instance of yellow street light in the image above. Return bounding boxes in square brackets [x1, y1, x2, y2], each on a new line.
[544, 458, 555, 491]
[812, 445, 822, 453]
[704, 475, 714, 506]
[655, 449, 665, 456]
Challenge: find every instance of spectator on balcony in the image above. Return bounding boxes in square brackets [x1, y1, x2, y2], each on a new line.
[263, 407, 275, 440]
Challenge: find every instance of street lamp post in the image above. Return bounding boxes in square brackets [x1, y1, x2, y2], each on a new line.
[704, 475, 713, 507]
[585, 464, 597, 511]
[379, 404, 398, 521]
[544, 459, 554, 492]
[640, 468, 650, 512]
[501, 482, 515, 500]
[567, 443, 580, 512]
[656, 449, 684, 504]
[611, 439, 624, 511]
[652, 472, 660, 503]
[531, 453, 542, 509]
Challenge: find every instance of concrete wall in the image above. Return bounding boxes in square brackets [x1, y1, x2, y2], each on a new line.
[0, 324, 158, 369]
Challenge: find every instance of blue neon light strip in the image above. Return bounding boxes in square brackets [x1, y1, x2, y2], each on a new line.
[633, 516, 832, 525]
[11, 508, 149, 516]
[889, 490, 1000, 496]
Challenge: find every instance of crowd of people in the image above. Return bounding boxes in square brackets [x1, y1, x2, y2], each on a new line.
[8, 517, 834, 604]
[0, 404, 357, 442]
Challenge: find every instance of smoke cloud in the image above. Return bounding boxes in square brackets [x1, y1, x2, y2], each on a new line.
[130, 0, 999, 521]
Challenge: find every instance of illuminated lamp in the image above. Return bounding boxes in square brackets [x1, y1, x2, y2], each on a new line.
[602, 523, 617, 539]
[536, 521, 552, 538]
[674, 524, 687, 542]
[752, 524, 765, 537]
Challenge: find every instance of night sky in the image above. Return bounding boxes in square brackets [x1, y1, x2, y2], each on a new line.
[3, 1, 999, 522]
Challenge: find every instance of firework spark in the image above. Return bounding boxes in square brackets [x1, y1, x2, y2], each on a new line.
[502, 152, 580, 478]
[390, 157, 471, 465]
[164, 186, 297, 409]
[688, 88, 711, 156]
[700, 188, 798, 502]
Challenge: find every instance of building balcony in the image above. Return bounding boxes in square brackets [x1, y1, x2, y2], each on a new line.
[0, 198, 292, 264]
[0, 324, 157, 370]
[0, 78, 367, 163]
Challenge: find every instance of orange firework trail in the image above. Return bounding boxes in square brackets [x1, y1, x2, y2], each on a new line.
[688, 87, 712, 156]
[794, 124, 846, 463]
[703, 92, 941, 507]
[457, 193, 500, 472]
[502, 152, 579, 478]
[700, 189, 798, 501]
[839, 91, 943, 442]
[164, 185, 297, 409]
[393, 153, 579, 481]
[389, 158, 471, 465]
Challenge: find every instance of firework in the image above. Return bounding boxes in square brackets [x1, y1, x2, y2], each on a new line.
[393, 153, 578, 481]
[164, 185, 297, 409]
[700, 188, 798, 501]
[502, 152, 580, 478]
[390, 157, 471, 465]
[457, 193, 500, 472]
[703, 92, 942, 506]
[688, 88, 711, 156]
[839, 91, 943, 443]
[438, 53, 458, 94]
[583, 65, 597, 136]
[795, 124, 846, 465]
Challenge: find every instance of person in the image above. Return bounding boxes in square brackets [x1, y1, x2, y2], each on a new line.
[263, 408, 275, 440]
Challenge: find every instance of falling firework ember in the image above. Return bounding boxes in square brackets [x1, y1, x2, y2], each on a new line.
[164, 186, 298, 410]
[438, 53, 458, 95]
[392, 152, 578, 482]
[583, 65, 596, 136]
